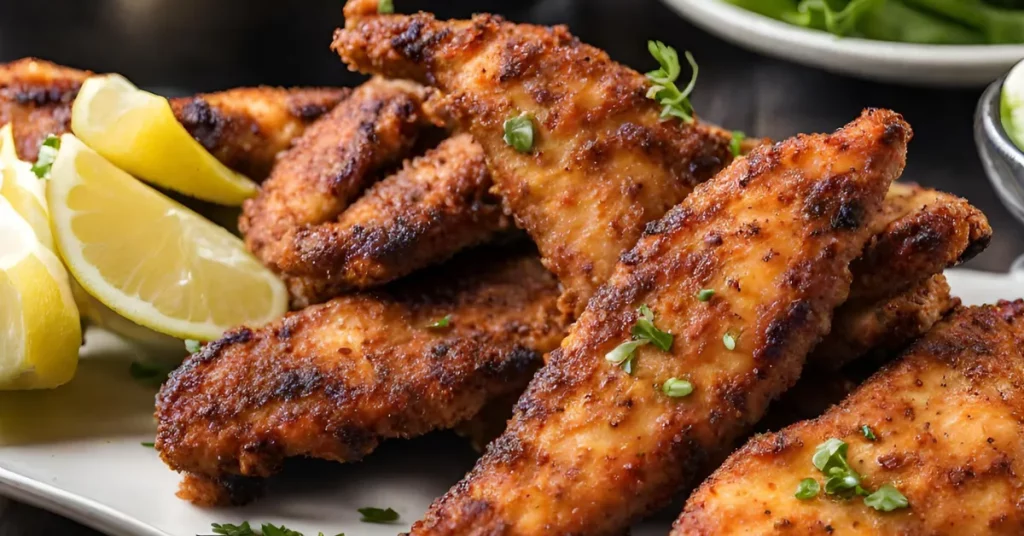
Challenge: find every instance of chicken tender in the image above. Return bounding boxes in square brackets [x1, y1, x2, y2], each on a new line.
[334, 0, 734, 316]
[155, 247, 569, 506]
[170, 85, 350, 181]
[0, 58, 343, 178]
[410, 110, 908, 535]
[676, 300, 1024, 535]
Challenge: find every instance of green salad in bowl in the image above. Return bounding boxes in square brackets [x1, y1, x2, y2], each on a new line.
[726, 0, 1024, 44]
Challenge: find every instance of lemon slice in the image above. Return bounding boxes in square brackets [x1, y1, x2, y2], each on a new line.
[0, 124, 53, 249]
[71, 74, 257, 206]
[0, 196, 80, 390]
[48, 134, 287, 341]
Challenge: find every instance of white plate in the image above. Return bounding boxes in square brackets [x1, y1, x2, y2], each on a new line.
[660, 0, 1024, 87]
[0, 268, 1022, 536]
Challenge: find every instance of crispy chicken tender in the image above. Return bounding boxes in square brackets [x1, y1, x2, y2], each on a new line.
[410, 110, 908, 535]
[676, 300, 1024, 535]
[155, 247, 569, 506]
[169, 86, 350, 181]
[240, 79, 510, 307]
[334, 1, 734, 317]
[0, 58, 343, 178]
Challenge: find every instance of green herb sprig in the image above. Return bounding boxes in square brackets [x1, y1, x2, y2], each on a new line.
[209, 522, 343, 536]
[605, 304, 674, 375]
[503, 113, 535, 153]
[796, 438, 909, 512]
[358, 506, 400, 523]
[645, 41, 698, 123]
[729, 131, 746, 157]
[31, 135, 60, 179]
[426, 315, 452, 330]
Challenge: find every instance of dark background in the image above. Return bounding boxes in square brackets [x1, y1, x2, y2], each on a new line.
[1, 0, 1022, 533]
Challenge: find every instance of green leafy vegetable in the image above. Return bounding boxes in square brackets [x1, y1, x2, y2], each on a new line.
[31, 135, 60, 179]
[729, 131, 746, 157]
[697, 288, 715, 302]
[645, 41, 698, 123]
[503, 113, 535, 153]
[631, 304, 674, 351]
[427, 314, 452, 329]
[722, 331, 737, 351]
[141, 441, 155, 448]
[605, 339, 647, 371]
[795, 478, 820, 499]
[662, 377, 694, 397]
[864, 484, 910, 511]
[861, 424, 877, 440]
[377, 0, 394, 14]
[358, 507, 400, 523]
[209, 522, 343, 536]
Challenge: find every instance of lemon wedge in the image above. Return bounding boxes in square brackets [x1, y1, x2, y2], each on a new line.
[0, 196, 80, 390]
[47, 134, 288, 341]
[71, 74, 257, 206]
[0, 124, 53, 249]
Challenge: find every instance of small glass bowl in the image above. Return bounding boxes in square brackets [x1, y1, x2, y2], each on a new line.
[976, 76, 1024, 227]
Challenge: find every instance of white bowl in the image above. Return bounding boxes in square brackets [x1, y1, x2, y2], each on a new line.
[660, 0, 1024, 87]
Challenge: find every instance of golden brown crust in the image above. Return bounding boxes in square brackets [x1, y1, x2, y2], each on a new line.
[239, 78, 511, 307]
[276, 133, 510, 307]
[675, 301, 1024, 535]
[169, 86, 350, 181]
[334, 4, 734, 317]
[0, 58, 90, 161]
[410, 110, 908, 535]
[0, 58, 343, 178]
[155, 247, 569, 505]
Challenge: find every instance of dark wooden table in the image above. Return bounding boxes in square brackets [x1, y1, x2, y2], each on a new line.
[1, 0, 1022, 534]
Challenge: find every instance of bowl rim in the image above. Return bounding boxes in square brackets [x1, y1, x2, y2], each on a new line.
[664, 0, 1024, 64]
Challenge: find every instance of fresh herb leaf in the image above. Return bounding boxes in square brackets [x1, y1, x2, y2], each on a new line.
[185, 339, 202, 353]
[377, 0, 394, 14]
[631, 304, 673, 351]
[621, 354, 636, 375]
[129, 361, 175, 387]
[861, 424, 877, 441]
[824, 470, 863, 496]
[141, 441, 155, 448]
[812, 438, 850, 473]
[31, 134, 60, 179]
[261, 524, 305, 536]
[358, 507, 400, 523]
[729, 131, 746, 157]
[783, 0, 883, 37]
[427, 314, 452, 329]
[503, 113, 535, 153]
[697, 289, 715, 302]
[722, 331, 737, 351]
[605, 339, 648, 366]
[662, 377, 694, 397]
[795, 478, 820, 500]
[211, 522, 256, 536]
[645, 41, 698, 123]
[863, 484, 909, 512]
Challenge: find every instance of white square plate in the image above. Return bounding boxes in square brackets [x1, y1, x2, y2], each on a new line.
[1, 268, 1022, 536]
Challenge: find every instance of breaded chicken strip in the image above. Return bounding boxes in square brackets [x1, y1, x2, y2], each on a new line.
[676, 300, 1024, 535]
[334, 0, 734, 317]
[155, 247, 569, 506]
[170, 86, 349, 181]
[410, 110, 907, 535]
[0, 58, 344, 179]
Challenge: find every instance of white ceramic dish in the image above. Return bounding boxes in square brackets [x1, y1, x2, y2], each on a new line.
[660, 0, 1024, 87]
[0, 268, 1021, 536]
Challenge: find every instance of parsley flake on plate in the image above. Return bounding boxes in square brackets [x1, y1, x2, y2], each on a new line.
[426, 314, 452, 329]
[503, 113, 535, 153]
[722, 331, 738, 351]
[140, 441, 155, 448]
[729, 131, 746, 157]
[645, 41, 698, 123]
[697, 288, 715, 302]
[31, 134, 60, 179]
[864, 484, 909, 512]
[662, 377, 694, 398]
[606, 304, 674, 375]
[861, 424, 877, 441]
[795, 477, 820, 500]
[358, 506, 400, 523]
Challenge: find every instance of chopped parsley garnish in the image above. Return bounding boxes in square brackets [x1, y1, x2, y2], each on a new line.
[801, 438, 909, 511]
[141, 441, 155, 448]
[358, 507, 400, 523]
[861, 425, 877, 441]
[129, 361, 175, 387]
[722, 331, 737, 351]
[605, 304, 674, 375]
[185, 339, 202, 353]
[209, 522, 343, 536]
[503, 113, 535, 153]
[377, 0, 394, 14]
[662, 377, 694, 398]
[795, 478, 820, 500]
[426, 314, 452, 329]
[31, 134, 60, 179]
[632, 304, 673, 351]
[729, 130, 746, 157]
[696, 288, 715, 302]
[864, 484, 909, 512]
[645, 41, 698, 123]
